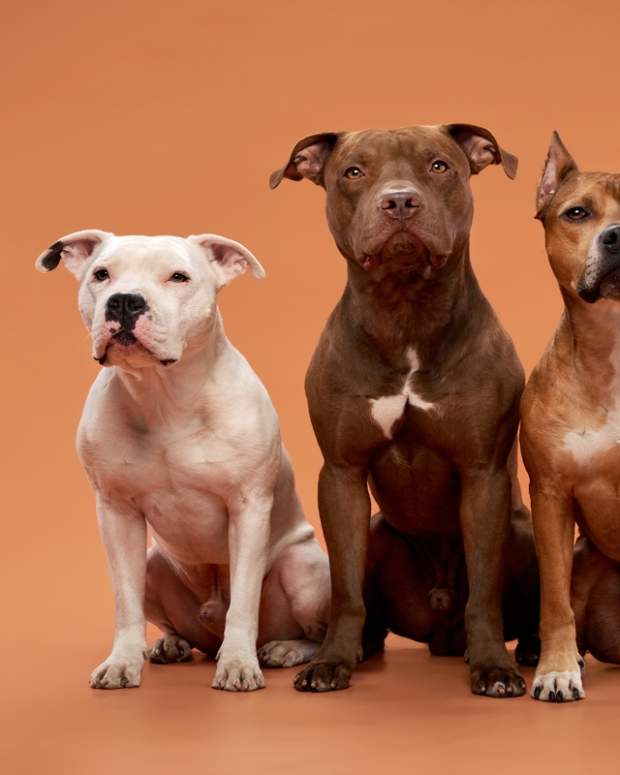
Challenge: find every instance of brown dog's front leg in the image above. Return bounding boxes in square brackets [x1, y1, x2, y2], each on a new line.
[294, 463, 370, 692]
[459, 466, 526, 698]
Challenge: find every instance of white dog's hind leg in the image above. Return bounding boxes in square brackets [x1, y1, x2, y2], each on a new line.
[89, 498, 147, 689]
[258, 639, 320, 667]
[258, 538, 331, 668]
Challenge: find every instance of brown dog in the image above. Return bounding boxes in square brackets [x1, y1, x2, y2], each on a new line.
[271, 124, 540, 695]
[521, 132, 620, 702]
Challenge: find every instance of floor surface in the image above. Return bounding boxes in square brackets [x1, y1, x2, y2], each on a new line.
[4, 632, 619, 775]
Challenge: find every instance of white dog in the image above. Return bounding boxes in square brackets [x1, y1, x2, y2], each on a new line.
[36, 230, 330, 691]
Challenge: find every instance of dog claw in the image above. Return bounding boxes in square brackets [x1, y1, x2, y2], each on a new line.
[470, 664, 525, 698]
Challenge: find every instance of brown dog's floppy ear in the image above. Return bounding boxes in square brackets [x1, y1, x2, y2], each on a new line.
[269, 132, 341, 189]
[35, 229, 114, 279]
[535, 131, 578, 218]
[445, 124, 518, 179]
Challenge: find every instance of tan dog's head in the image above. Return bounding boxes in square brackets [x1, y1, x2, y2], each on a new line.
[271, 124, 517, 279]
[35, 231, 264, 370]
[536, 132, 620, 303]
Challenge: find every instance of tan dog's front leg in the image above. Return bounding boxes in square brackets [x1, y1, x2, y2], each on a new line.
[212, 492, 272, 692]
[531, 488, 584, 702]
[90, 497, 147, 689]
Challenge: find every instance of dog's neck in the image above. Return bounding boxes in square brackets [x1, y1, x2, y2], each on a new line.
[110, 307, 229, 424]
[341, 241, 487, 361]
[559, 290, 620, 391]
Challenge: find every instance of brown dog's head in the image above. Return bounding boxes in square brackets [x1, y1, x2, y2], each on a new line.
[536, 132, 620, 303]
[270, 124, 517, 277]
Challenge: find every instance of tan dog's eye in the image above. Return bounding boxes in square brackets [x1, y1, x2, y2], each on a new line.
[92, 268, 109, 282]
[344, 166, 364, 179]
[169, 272, 190, 283]
[430, 160, 449, 173]
[563, 206, 591, 222]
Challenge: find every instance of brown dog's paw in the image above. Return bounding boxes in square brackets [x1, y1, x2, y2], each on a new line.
[294, 659, 352, 692]
[149, 635, 192, 664]
[470, 664, 526, 698]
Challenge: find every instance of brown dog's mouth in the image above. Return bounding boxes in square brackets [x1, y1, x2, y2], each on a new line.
[360, 230, 442, 273]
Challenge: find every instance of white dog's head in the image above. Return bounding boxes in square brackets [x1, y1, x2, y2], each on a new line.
[36, 231, 265, 370]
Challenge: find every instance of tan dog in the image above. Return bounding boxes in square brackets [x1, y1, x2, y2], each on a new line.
[521, 133, 620, 702]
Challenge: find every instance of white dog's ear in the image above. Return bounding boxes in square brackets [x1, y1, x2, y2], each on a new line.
[189, 233, 266, 288]
[35, 229, 113, 279]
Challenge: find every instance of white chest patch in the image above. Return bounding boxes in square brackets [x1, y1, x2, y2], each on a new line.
[369, 348, 435, 439]
[564, 406, 620, 464]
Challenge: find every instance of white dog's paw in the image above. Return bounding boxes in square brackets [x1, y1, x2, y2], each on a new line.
[149, 635, 192, 664]
[212, 656, 265, 692]
[258, 639, 319, 668]
[532, 668, 585, 702]
[90, 653, 144, 689]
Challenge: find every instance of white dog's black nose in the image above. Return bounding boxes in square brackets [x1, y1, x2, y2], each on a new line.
[106, 293, 148, 328]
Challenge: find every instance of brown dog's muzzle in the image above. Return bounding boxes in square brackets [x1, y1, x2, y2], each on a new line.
[578, 224, 620, 303]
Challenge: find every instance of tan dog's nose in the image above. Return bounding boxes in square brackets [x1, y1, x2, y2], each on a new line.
[601, 224, 620, 253]
[377, 187, 421, 220]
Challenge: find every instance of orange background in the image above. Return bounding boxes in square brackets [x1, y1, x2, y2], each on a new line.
[2, 1, 619, 773]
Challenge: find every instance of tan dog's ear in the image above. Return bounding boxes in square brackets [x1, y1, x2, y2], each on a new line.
[444, 124, 518, 179]
[269, 132, 341, 189]
[188, 233, 265, 288]
[535, 131, 578, 218]
[35, 229, 114, 279]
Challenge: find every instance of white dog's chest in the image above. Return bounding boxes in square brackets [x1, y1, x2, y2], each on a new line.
[95, 435, 235, 564]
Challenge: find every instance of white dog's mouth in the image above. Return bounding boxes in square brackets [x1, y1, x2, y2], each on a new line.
[94, 328, 177, 367]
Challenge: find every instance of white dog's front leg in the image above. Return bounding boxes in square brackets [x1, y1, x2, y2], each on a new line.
[212, 492, 272, 691]
[90, 496, 147, 689]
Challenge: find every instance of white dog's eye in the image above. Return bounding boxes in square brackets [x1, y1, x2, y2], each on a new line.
[92, 268, 109, 282]
[169, 272, 190, 283]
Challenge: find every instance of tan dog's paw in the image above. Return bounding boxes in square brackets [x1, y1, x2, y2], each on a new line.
[532, 668, 584, 702]
[212, 657, 265, 691]
[258, 639, 319, 668]
[90, 653, 144, 689]
[149, 635, 192, 664]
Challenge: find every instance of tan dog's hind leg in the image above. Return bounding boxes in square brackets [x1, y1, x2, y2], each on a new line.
[531, 490, 584, 702]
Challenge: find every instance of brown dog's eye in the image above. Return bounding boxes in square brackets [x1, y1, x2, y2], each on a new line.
[563, 206, 591, 222]
[169, 272, 190, 283]
[430, 160, 449, 173]
[344, 166, 364, 179]
[92, 268, 109, 282]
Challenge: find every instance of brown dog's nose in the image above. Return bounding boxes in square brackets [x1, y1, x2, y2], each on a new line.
[377, 187, 421, 220]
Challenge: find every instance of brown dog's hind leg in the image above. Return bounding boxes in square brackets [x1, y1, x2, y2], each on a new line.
[364, 514, 466, 654]
[504, 508, 541, 667]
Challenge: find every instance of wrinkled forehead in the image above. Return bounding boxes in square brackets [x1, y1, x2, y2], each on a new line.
[97, 235, 194, 269]
[331, 126, 465, 169]
[553, 173, 620, 215]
